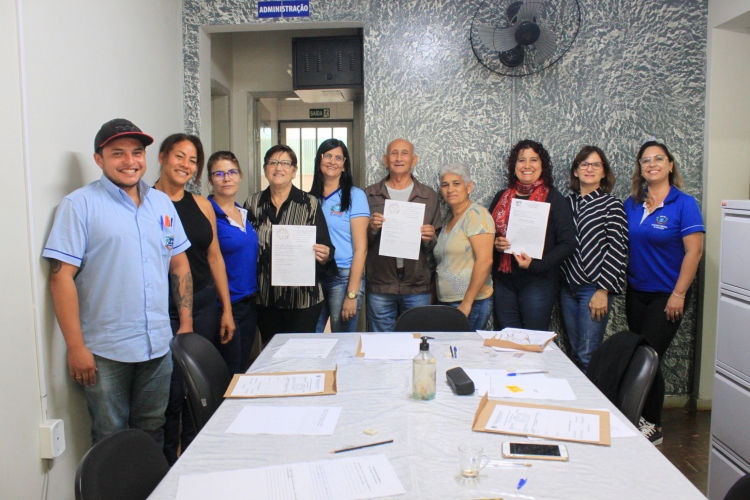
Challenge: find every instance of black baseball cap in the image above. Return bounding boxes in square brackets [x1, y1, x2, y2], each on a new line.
[94, 118, 154, 152]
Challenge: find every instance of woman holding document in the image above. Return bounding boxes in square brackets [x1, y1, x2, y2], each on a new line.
[434, 163, 495, 330]
[624, 140, 704, 444]
[489, 139, 576, 331]
[560, 146, 628, 372]
[308, 139, 370, 333]
[245, 145, 336, 345]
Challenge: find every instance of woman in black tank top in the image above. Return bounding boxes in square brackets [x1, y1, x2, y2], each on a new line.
[154, 133, 236, 466]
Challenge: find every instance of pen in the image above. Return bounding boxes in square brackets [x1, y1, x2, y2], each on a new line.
[507, 370, 549, 376]
[331, 439, 394, 454]
[449, 345, 455, 358]
[517, 478, 528, 490]
[453, 346, 458, 358]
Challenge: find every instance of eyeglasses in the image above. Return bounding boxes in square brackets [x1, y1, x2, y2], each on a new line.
[579, 162, 603, 171]
[322, 153, 346, 164]
[266, 160, 294, 169]
[210, 169, 240, 180]
[639, 155, 667, 166]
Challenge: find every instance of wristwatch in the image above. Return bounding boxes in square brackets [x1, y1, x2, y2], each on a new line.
[346, 291, 358, 299]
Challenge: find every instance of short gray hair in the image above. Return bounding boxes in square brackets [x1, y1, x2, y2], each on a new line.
[439, 163, 472, 185]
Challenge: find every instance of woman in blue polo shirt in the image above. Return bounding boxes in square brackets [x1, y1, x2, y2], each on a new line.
[206, 151, 259, 372]
[624, 140, 704, 445]
[309, 139, 370, 332]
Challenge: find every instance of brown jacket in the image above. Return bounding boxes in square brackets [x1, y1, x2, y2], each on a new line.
[364, 176, 442, 294]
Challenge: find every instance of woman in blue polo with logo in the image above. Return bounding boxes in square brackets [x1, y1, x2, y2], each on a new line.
[624, 140, 704, 445]
[309, 139, 370, 332]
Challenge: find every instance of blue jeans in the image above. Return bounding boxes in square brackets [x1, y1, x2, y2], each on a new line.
[493, 276, 557, 331]
[438, 297, 492, 331]
[560, 282, 613, 371]
[316, 268, 364, 333]
[366, 292, 432, 332]
[83, 353, 172, 446]
[218, 294, 258, 373]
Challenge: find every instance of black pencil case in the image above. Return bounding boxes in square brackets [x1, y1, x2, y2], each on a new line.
[446, 367, 475, 395]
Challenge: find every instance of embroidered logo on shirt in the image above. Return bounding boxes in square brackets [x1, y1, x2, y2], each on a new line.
[330, 203, 344, 216]
[652, 215, 668, 230]
[164, 235, 174, 250]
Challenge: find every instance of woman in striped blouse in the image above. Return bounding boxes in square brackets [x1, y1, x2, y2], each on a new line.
[560, 146, 628, 372]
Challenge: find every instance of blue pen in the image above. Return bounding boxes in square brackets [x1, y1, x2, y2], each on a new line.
[517, 478, 527, 490]
[160, 215, 164, 230]
[453, 346, 458, 358]
[507, 370, 549, 377]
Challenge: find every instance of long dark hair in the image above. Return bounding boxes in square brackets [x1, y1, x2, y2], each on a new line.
[506, 139, 554, 187]
[569, 145, 615, 194]
[309, 138, 354, 212]
[631, 140, 683, 203]
[158, 133, 205, 180]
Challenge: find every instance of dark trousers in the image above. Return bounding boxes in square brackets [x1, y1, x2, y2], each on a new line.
[164, 282, 220, 466]
[257, 302, 325, 346]
[625, 285, 693, 427]
[493, 276, 558, 331]
[217, 295, 258, 374]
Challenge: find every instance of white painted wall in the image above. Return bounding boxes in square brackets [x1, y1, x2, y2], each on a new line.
[698, 0, 750, 406]
[0, 0, 184, 497]
[211, 33, 234, 91]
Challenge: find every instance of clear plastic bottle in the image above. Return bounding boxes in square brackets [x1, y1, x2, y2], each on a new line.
[412, 336, 436, 400]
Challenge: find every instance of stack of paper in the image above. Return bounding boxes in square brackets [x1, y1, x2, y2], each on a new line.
[359, 333, 420, 360]
[226, 372, 329, 398]
[478, 328, 557, 352]
[226, 406, 342, 435]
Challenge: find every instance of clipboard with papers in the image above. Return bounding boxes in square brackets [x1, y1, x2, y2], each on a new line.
[481, 328, 557, 352]
[224, 367, 337, 399]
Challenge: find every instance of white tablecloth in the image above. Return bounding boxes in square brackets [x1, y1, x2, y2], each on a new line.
[149, 332, 706, 500]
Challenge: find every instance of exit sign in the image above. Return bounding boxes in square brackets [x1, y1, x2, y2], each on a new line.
[309, 108, 330, 119]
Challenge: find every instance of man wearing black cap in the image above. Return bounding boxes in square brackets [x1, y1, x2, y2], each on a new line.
[43, 119, 194, 446]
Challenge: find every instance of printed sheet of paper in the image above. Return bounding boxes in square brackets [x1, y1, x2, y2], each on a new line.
[485, 404, 600, 442]
[175, 454, 406, 500]
[273, 339, 339, 359]
[360, 333, 420, 360]
[229, 373, 326, 397]
[272, 225, 316, 286]
[597, 409, 638, 438]
[378, 199, 425, 260]
[464, 369, 538, 398]
[488, 375, 577, 401]
[226, 406, 342, 435]
[504, 199, 551, 259]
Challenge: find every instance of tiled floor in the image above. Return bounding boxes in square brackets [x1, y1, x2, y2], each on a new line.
[659, 408, 712, 495]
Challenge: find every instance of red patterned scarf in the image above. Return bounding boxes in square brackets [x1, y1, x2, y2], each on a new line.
[491, 179, 550, 273]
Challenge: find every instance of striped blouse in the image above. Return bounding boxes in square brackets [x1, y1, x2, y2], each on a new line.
[561, 189, 628, 294]
[245, 186, 336, 309]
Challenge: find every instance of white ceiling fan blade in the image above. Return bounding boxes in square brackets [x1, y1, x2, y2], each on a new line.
[476, 25, 518, 52]
[517, 1, 542, 22]
[533, 26, 557, 61]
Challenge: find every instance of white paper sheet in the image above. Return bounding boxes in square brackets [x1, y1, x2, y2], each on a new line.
[230, 373, 326, 397]
[488, 375, 577, 401]
[485, 404, 601, 442]
[596, 409, 638, 438]
[273, 339, 339, 359]
[272, 225, 316, 286]
[504, 198, 551, 259]
[175, 454, 406, 500]
[226, 406, 342, 435]
[360, 333, 420, 360]
[478, 328, 556, 352]
[378, 199, 425, 260]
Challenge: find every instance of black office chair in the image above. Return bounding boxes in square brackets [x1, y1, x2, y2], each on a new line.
[616, 345, 659, 426]
[393, 305, 471, 332]
[74, 429, 169, 500]
[170, 332, 232, 433]
[725, 473, 750, 500]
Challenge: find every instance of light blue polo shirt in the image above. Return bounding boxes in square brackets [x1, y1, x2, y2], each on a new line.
[624, 187, 704, 293]
[43, 176, 190, 363]
[320, 187, 370, 269]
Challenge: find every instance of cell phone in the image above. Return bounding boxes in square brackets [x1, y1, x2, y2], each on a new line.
[501, 442, 569, 461]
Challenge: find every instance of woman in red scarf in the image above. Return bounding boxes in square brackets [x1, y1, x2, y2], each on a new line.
[489, 139, 576, 331]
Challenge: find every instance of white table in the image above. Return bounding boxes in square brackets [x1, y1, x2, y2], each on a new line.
[149, 333, 706, 499]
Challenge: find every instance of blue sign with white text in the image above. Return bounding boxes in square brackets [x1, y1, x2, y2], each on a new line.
[258, 1, 310, 18]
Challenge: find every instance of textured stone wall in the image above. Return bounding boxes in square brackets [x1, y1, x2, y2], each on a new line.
[183, 0, 708, 395]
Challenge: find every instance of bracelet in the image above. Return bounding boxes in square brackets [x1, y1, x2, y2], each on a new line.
[672, 291, 686, 299]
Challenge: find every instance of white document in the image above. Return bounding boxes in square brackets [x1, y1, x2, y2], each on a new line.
[485, 404, 601, 442]
[360, 333, 420, 360]
[596, 409, 638, 438]
[504, 198, 551, 259]
[175, 454, 406, 500]
[225, 406, 342, 435]
[378, 199, 425, 260]
[487, 375, 577, 401]
[230, 373, 326, 397]
[464, 369, 514, 397]
[273, 339, 339, 359]
[477, 329, 556, 352]
[272, 225, 316, 286]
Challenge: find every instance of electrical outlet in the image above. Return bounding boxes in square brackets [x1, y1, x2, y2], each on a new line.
[39, 419, 65, 459]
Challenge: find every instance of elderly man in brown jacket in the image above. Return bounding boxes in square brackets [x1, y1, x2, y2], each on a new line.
[364, 139, 442, 331]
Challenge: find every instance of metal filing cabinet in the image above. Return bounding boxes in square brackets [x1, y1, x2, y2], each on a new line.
[708, 200, 750, 499]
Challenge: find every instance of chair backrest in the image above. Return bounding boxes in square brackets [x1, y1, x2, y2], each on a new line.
[170, 333, 232, 432]
[725, 473, 750, 500]
[75, 429, 169, 500]
[616, 345, 659, 427]
[394, 305, 471, 333]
